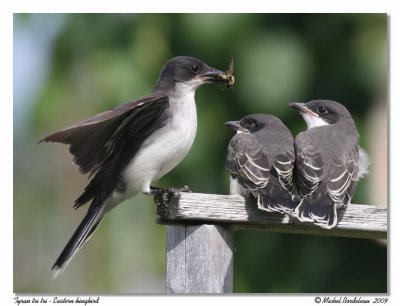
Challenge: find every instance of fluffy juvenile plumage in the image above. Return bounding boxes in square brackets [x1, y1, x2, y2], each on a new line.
[226, 114, 297, 214]
[289, 100, 369, 229]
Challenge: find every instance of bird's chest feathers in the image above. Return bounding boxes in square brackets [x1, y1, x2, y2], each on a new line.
[125, 94, 198, 188]
[150, 95, 198, 179]
[163, 94, 198, 154]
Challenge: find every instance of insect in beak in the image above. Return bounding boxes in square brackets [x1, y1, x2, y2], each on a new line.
[217, 58, 235, 89]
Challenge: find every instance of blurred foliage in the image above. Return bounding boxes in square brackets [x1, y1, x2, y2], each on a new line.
[14, 13, 387, 293]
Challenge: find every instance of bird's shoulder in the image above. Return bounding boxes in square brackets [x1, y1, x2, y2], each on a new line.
[227, 134, 270, 177]
[295, 125, 342, 155]
[228, 133, 258, 152]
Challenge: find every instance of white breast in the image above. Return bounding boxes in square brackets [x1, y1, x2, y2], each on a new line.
[123, 88, 198, 195]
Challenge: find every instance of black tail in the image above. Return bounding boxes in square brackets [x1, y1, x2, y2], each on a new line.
[294, 196, 337, 229]
[257, 183, 297, 215]
[52, 204, 105, 278]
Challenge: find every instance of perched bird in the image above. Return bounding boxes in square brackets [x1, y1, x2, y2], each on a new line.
[289, 100, 369, 229]
[40, 56, 232, 276]
[226, 114, 297, 214]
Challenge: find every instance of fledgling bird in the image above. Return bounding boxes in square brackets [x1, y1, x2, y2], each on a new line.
[40, 56, 232, 277]
[289, 100, 369, 229]
[226, 114, 297, 214]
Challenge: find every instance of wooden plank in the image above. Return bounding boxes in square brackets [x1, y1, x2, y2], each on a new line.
[157, 193, 387, 240]
[165, 224, 233, 293]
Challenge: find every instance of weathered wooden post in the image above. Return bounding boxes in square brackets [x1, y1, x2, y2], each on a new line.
[165, 224, 233, 293]
[157, 192, 387, 294]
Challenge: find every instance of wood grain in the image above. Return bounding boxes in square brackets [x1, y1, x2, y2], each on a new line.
[165, 224, 233, 293]
[157, 193, 387, 240]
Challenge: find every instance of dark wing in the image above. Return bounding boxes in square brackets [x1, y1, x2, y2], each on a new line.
[40, 93, 169, 208]
[226, 135, 270, 191]
[293, 139, 360, 229]
[273, 150, 295, 194]
[39, 93, 167, 175]
[294, 147, 356, 229]
[327, 144, 360, 206]
[293, 149, 334, 227]
[258, 150, 297, 214]
[295, 149, 324, 197]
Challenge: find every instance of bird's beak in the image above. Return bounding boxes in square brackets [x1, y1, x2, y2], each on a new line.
[225, 120, 249, 133]
[198, 68, 225, 83]
[288, 102, 318, 117]
[198, 68, 235, 88]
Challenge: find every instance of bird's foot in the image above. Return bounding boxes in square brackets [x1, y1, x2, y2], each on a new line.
[149, 185, 192, 195]
[146, 185, 192, 206]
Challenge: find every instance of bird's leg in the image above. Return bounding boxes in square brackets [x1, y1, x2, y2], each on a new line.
[145, 185, 192, 207]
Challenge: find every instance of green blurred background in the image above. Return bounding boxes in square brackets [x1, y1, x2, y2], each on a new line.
[13, 13, 387, 293]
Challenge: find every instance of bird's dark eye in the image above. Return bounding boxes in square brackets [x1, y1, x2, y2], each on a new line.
[191, 65, 200, 73]
[318, 106, 327, 114]
[242, 119, 256, 130]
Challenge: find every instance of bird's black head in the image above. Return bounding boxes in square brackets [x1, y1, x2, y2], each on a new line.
[154, 56, 227, 92]
[288, 99, 353, 129]
[225, 114, 283, 134]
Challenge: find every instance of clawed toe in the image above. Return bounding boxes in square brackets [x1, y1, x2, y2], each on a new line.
[147, 185, 192, 206]
[148, 185, 192, 195]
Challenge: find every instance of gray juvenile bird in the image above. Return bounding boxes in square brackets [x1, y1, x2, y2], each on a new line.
[40, 56, 231, 276]
[289, 100, 369, 229]
[226, 114, 297, 214]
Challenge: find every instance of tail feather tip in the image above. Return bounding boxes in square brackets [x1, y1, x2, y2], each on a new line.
[52, 265, 63, 279]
